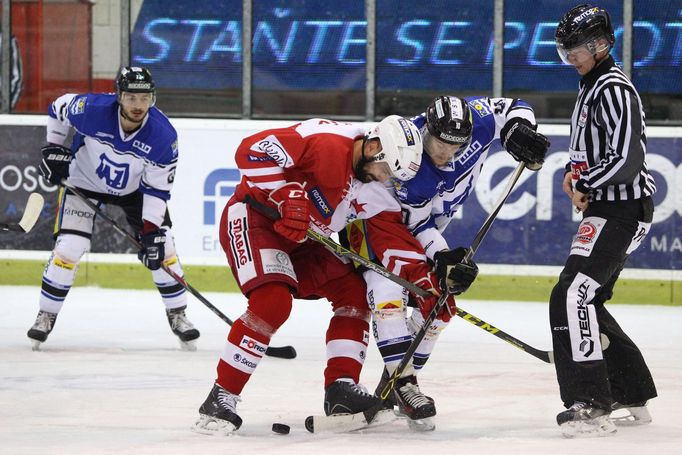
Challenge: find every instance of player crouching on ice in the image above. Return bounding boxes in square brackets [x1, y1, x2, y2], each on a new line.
[342, 95, 548, 431]
[27, 67, 200, 351]
[193, 116, 429, 435]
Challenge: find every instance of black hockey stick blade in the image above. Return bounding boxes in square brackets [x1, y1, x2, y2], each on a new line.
[265, 345, 297, 359]
[1, 193, 44, 233]
[61, 182, 298, 359]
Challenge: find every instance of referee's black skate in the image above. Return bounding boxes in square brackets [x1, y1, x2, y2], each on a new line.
[193, 383, 243, 435]
[557, 401, 616, 438]
[324, 378, 381, 416]
[27, 310, 58, 351]
[166, 305, 200, 351]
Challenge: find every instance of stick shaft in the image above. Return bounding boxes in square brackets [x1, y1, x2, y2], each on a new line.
[61, 182, 297, 358]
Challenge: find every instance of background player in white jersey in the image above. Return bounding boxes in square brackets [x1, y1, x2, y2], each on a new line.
[192, 116, 456, 435]
[343, 96, 548, 430]
[27, 67, 200, 350]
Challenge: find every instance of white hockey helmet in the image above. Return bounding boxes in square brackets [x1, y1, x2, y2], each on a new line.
[366, 115, 423, 181]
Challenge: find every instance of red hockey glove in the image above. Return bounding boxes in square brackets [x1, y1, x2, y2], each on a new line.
[404, 263, 457, 322]
[268, 182, 311, 243]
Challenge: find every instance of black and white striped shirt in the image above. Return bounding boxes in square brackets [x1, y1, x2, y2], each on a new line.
[568, 55, 656, 202]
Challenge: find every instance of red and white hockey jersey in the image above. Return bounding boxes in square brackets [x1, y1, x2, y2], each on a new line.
[232, 118, 403, 236]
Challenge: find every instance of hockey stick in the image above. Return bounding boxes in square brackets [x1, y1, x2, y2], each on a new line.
[61, 181, 296, 359]
[244, 164, 551, 431]
[243, 163, 551, 366]
[1, 193, 45, 233]
[355, 162, 550, 429]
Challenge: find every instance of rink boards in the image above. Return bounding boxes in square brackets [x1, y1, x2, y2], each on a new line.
[1, 115, 681, 270]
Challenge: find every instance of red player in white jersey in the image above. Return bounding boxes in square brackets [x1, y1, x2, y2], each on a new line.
[193, 116, 427, 435]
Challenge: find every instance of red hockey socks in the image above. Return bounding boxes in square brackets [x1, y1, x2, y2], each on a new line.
[216, 282, 292, 394]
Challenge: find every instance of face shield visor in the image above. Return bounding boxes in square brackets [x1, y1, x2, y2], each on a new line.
[556, 36, 610, 65]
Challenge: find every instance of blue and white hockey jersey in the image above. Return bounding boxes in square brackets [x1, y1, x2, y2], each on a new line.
[47, 93, 178, 226]
[397, 96, 536, 259]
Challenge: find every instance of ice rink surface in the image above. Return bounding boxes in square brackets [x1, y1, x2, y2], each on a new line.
[2, 285, 681, 455]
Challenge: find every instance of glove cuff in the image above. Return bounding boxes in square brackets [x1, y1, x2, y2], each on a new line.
[142, 220, 160, 233]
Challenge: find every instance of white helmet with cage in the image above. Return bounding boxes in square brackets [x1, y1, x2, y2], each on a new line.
[366, 115, 423, 181]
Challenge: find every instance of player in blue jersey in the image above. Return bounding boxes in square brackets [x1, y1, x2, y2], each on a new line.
[344, 96, 548, 430]
[27, 67, 200, 350]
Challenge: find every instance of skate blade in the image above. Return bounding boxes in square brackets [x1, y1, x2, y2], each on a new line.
[191, 415, 238, 436]
[407, 417, 435, 432]
[180, 339, 197, 351]
[560, 416, 617, 438]
[31, 340, 43, 351]
[611, 407, 652, 426]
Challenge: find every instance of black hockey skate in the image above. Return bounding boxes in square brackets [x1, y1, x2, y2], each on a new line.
[324, 378, 381, 416]
[393, 375, 436, 431]
[192, 383, 243, 435]
[166, 305, 200, 350]
[27, 310, 58, 350]
[611, 401, 651, 426]
[557, 401, 617, 438]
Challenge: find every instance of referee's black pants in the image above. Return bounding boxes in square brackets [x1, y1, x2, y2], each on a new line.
[549, 197, 657, 411]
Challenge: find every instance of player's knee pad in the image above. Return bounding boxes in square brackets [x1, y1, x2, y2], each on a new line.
[243, 282, 293, 336]
[53, 233, 90, 264]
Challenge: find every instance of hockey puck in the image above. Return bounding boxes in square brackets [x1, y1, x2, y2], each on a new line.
[272, 423, 290, 435]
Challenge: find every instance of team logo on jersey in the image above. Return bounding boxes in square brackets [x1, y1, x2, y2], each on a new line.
[132, 140, 152, 155]
[70, 97, 86, 115]
[309, 187, 333, 218]
[251, 135, 293, 168]
[171, 140, 178, 158]
[468, 100, 491, 118]
[578, 105, 589, 127]
[95, 154, 130, 190]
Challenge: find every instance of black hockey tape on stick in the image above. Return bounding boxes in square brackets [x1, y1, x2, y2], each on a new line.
[243, 167, 551, 366]
[61, 181, 296, 359]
